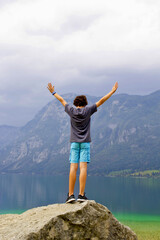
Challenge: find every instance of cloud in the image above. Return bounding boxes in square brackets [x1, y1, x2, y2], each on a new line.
[0, 0, 160, 126]
[0, 0, 17, 8]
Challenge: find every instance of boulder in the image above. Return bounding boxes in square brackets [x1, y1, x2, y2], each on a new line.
[0, 200, 137, 240]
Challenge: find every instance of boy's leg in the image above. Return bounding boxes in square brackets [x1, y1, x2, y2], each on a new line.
[69, 142, 80, 196]
[79, 162, 87, 196]
[69, 163, 78, 196]
[79, 142, 90, 196]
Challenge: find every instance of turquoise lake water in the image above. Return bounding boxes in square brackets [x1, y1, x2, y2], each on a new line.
[0, 174, 160, 221]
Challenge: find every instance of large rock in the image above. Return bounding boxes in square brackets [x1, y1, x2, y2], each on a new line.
[0, 201, 137, 240]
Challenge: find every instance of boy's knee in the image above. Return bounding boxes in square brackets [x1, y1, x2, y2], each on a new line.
[80, 162, 87, 170]
[70, 163, 78, 172]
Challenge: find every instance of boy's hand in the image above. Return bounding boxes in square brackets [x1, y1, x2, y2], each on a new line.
[47, 83, 55, 93]
[112, 82, 118, 93]
[47, 83, 67, 106]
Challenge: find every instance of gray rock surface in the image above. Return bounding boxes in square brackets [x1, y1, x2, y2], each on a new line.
[0, 200, 137, 240]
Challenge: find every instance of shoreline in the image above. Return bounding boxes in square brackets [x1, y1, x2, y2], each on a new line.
[1, 209, 160, 221]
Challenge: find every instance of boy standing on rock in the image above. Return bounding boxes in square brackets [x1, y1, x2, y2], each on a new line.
[47, 82, 118, 203]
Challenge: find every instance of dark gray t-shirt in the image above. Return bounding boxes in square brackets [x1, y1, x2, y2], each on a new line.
[65, 103, 97, 142]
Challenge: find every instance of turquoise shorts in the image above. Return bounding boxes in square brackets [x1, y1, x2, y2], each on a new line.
[69, 142, 90, 164]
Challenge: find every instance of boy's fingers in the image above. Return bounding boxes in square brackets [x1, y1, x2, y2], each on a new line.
[47, 83, 53, 89]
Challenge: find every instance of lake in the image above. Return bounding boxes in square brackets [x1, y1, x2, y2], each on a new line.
[0, 174, 160, 220]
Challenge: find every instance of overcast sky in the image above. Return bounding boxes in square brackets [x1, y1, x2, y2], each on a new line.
[0, 0, 160, 126]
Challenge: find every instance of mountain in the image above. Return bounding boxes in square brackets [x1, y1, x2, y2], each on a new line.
[0, 125, 20, 149]
[0, 91, 160, 175]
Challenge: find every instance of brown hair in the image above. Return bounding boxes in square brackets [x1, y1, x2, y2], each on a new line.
[73, 95, 88, 107]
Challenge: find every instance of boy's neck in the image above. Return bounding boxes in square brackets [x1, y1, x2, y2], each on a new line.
[76, 106, 84, 108]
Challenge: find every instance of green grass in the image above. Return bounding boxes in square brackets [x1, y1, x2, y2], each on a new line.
[108, 169, 160, 177]
[115, 213, 160, 240]
[131, 170, 160, 177]
[123, 221, 160, 240]
[108, 169, 133, 177]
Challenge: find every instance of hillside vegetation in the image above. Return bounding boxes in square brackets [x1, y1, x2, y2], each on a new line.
[0, 91, 160, 176]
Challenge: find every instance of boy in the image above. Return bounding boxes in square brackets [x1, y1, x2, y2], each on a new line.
[47, 82, 118, 203]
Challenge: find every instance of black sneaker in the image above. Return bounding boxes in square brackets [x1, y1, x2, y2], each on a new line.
[66, 193, 76, 203]
[77, 192, 88, 202]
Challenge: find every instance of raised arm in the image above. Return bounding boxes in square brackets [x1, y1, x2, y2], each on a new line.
[47, 83, 67, 107]
[96, 82, 118, 108]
